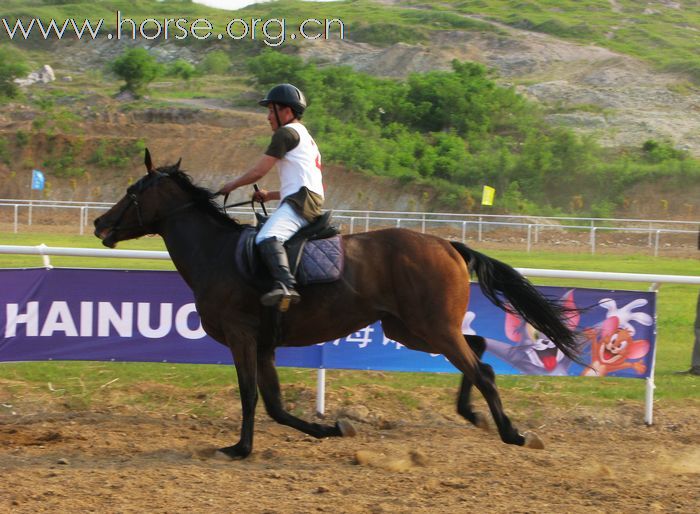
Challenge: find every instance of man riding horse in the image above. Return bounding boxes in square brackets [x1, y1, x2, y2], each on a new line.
[218, 84, 324, 311]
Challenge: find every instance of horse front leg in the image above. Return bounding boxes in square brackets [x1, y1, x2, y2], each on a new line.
[257, 345, 355, 439]
[218, 340, 258, 459]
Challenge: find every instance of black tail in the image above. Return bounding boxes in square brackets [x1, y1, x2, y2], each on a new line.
[451, 242, 582, 364]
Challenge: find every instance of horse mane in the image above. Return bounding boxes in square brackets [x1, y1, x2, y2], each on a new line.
[159, 164, 243, 229]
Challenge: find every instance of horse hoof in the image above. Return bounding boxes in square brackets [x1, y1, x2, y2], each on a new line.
[216, 444, 252, 459]
[337, 419, 357, 437]
[214, 450, 238, 461]
[473, 412, 490, 432]
[523, 431, 545, 450]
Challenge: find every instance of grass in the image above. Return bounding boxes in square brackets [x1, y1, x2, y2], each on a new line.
[438, 0, 700, 83]
[0, 230, 698, 416]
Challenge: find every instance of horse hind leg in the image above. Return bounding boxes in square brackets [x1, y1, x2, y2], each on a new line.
[384, 318, 542, 449]
[256, 346, 356, 439]
[456, 335, 489, 431]
[471, 356, 544, 449]
[428, 330, 544, 449]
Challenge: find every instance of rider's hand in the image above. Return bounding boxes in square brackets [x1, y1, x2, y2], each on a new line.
[252, 189, 269, 203]
[217, 182, 235, 196]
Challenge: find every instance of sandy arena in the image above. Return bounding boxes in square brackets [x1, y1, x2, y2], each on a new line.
[1, 381, 699, 513]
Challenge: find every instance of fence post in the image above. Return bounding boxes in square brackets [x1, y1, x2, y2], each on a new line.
[316, 368, 326, 416]
[79, 207, 86, 235]
[421, 213, 426, 234]
[645, 282, 659, 425]
[590, 227, 597, 255]
[478, 216, 483, 241]
[13, 205, 19, 233]
[527, 224, 532, 253]
[461, 221, 466, 243]
[654, 230, 661, 257]
[365, 212, 369, 232]
[37, 243, 52, 268]
[349, 217, 355, 234]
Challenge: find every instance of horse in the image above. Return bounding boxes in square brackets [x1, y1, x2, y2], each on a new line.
[93, 150, 581, 459]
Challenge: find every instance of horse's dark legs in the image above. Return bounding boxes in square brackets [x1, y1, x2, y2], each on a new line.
[472, 360, 528, 446]
[400, 324, 541, 449]
[456, 335, 489, 429]
[430, 332, 530, 446]
[457, 336, 542, 448]
[256, 346, 353, 438]
[218, 341, 258, 459]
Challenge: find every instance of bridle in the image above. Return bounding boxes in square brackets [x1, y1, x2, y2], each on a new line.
[108, 172, 194, 234]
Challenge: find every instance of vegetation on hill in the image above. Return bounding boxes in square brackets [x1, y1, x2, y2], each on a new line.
[436, 0, 700, 84]
[2, 0, 700, 216]
[246, 51, 700, 215]
[3, 0, 700, 81]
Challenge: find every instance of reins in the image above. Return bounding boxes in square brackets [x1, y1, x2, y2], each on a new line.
[219, 183, 268, 217]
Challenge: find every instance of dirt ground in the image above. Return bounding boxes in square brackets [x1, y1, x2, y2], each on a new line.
[1, 382, 698, 514]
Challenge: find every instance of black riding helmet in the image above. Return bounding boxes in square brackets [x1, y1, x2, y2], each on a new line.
[259, 83, 307, 119]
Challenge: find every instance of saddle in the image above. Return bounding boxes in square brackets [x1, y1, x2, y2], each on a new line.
[235, 211, 344, 289]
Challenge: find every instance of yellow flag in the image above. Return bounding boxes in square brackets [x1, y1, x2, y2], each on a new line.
[482, 185, 495, 206]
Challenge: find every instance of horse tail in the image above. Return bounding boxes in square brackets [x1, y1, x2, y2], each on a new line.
[450, 242, 582, 364]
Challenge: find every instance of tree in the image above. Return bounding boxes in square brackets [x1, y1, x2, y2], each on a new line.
[0, 46, 29, 100]
[198, 51, 231, 75]
[111, 48, 161, 97]
[167, 59, 197, 80]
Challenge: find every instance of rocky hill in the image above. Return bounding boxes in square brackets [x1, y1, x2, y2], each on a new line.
[1, 2, 699, 219]
[299, 15, 700, 155]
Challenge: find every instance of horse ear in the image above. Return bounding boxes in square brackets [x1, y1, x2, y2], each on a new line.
[174, 158, 182, 172]
[145, 148, 155, 173]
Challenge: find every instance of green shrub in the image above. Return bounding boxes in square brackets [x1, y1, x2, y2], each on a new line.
[246, 52, 700, 216]
[167, 59, 197, 80]
[111, 48, 162, 97]
[198, 50, 231, 75]
[0, 46, 29, 100]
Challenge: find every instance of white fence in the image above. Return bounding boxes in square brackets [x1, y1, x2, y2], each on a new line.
[2, 243, 700, 425]
[2, 198, 698, 255]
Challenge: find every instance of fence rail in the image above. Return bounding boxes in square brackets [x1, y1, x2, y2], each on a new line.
[1, 198, 698, 255]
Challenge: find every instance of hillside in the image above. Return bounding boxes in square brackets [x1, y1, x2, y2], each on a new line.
[1, 0, 699, 219]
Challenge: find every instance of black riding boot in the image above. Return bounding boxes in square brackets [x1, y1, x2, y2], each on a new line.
[257, 237, 301, 312]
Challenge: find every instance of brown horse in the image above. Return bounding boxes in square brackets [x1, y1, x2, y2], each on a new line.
[94, 150, 581, 459]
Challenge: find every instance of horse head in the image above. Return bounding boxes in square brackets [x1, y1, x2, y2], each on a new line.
[93, 149, 187, 248]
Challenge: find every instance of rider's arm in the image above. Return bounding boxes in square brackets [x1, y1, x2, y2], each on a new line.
[253, 189, 280, 202]
[218, 154, 278, 194]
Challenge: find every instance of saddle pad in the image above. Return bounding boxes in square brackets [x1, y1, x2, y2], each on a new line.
[234, 228, 344, 287]
[296, 236, 344, 286]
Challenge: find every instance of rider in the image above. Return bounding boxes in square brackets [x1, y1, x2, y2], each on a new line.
[218, 83, 324, 311]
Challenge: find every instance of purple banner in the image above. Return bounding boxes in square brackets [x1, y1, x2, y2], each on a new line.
[0, 269, 656, 378]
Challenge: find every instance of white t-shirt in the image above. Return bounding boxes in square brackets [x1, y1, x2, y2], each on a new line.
[276, 122, 324, 201]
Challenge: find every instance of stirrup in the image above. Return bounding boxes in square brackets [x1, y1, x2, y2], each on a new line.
[261, 283, 300, 312]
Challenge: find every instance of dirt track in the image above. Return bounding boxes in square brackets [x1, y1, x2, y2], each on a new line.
[1, 385, 699, 513]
